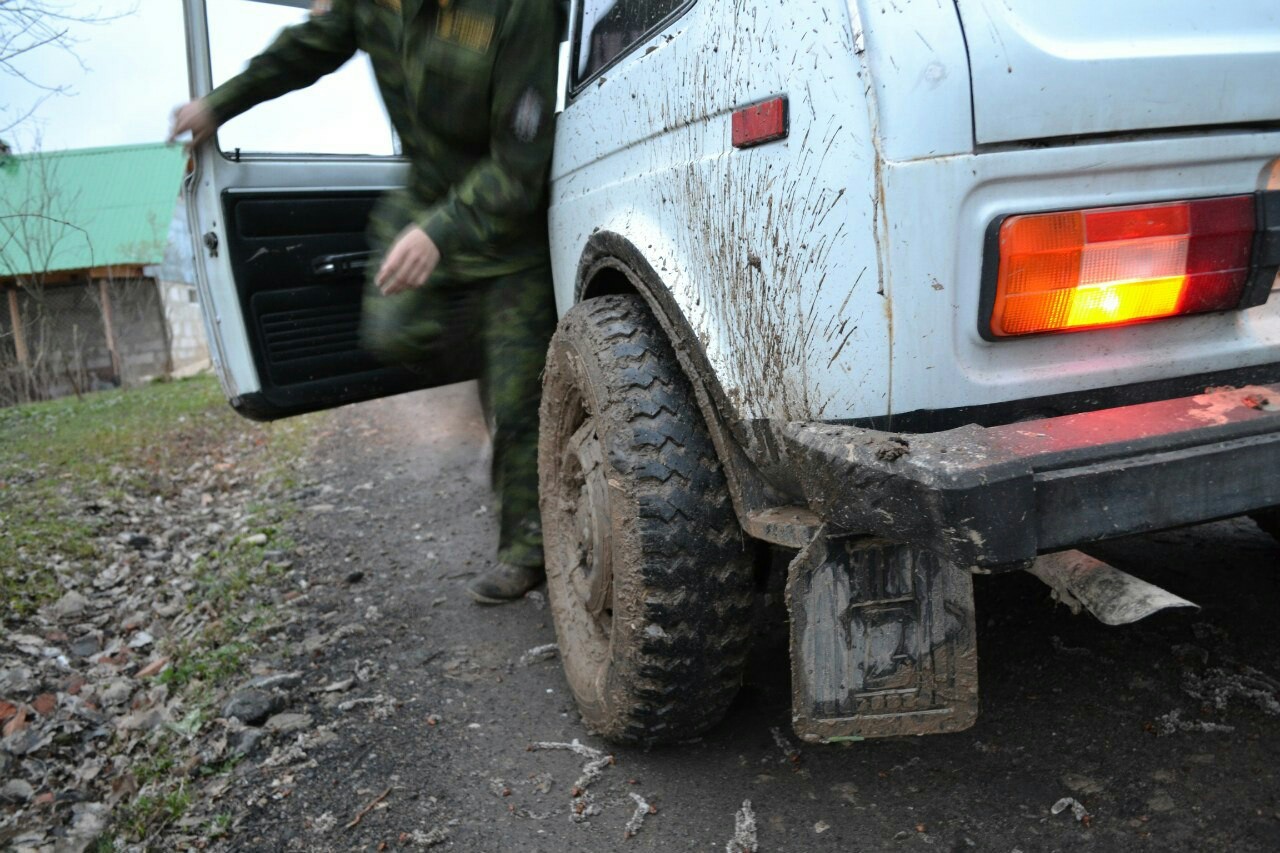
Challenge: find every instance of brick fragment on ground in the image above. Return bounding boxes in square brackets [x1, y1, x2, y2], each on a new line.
[3, 706, 29, 736]
[137, 658, 170, 678]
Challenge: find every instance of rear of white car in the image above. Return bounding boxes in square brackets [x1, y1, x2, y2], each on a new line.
[778, 1, 1280, 563]
[545, 0, 1280, 742]
[873, 1, 1280, 422]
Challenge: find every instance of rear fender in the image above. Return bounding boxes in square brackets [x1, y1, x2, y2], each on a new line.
[573, 231, 794, 519]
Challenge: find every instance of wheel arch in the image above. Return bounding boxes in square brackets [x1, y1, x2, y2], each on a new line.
[572, 231, 790, 522]
[574, 231, 734, 433]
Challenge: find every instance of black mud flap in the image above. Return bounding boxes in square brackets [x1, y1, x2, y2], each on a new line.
[786, 531, 979, 742]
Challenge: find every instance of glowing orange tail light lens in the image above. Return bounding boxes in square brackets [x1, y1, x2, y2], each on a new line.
[990, 196, 1256, 337]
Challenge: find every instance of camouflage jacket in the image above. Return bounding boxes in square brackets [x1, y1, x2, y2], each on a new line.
[204, 0, 559, 277]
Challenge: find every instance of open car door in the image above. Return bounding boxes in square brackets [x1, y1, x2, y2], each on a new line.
[182, 0, 468, 420]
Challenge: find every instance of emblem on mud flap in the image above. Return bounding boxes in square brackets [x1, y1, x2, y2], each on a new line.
[511, 88, 544, 143]
[785, 534, 978, 742]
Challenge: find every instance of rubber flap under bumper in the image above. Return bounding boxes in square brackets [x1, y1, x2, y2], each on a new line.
[786, 533, 978, 742]
[781, 382, 1280, 568]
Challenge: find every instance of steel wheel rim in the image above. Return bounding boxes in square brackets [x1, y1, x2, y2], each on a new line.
[549, 392, 615, 701]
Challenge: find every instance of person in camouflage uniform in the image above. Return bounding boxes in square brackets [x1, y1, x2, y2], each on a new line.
[169, 0, 560, 603]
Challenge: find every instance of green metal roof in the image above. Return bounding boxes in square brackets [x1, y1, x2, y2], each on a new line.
[0, 143, 187, 278]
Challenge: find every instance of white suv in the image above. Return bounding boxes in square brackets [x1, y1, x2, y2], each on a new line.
[184, 0, 1280, 744]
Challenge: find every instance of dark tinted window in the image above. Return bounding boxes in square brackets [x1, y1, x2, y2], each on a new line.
[577, 0, 686, 83]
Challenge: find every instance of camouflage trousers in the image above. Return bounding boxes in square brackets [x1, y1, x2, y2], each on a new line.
[359, 192, 556, 569]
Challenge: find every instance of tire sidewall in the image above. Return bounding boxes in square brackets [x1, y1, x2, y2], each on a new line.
[538, 314, 649, 735]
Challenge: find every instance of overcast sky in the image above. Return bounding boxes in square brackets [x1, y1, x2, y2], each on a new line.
[6, 0, 393, 155]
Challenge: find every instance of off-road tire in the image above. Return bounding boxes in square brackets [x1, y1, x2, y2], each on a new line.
[538, 295, 754, 744]
[1252, 508, 1280, 543]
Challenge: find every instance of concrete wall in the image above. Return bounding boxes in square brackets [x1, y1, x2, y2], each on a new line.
[107, 277, 171, 384]
[153, 201, 211, 378]
[158, 279, 210, 377]
[0, 275, 209, 406]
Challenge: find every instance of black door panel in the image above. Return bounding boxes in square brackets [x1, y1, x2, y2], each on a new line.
[221, 190, 467, 420]
[232, 195, 376, 239]
[251, 285, 373, 386]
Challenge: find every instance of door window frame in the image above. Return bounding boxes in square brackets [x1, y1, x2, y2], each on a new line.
[568, 0, 698, 100]
[188, 0, 401, 162]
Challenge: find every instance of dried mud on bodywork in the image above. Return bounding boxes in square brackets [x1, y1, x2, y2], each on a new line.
[654, 4, 870, 423]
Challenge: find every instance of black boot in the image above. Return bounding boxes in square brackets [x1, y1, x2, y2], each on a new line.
[466, 563, 544, 605]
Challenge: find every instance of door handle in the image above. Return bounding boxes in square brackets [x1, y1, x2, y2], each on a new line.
[313, 251, 372, 276]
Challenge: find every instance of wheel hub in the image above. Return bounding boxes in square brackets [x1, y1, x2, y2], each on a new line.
[565, 418, 613, 634]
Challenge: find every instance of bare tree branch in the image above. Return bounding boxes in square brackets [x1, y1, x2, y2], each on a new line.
[0, 138, 114, 404]
[0, 89, 53, 136]
[1, 28, 73, 69]
[0, 0, 139, 134]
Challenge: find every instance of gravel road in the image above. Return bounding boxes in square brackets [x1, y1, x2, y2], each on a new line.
[226, 382, 1280, 852]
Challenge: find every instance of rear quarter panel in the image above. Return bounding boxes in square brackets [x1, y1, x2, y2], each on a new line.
[955, 0, 1280, 144]
[548, 0, 887, 424]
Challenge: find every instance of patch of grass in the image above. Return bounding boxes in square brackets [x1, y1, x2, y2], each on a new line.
[133, 740, 178, 786]
[192, 545, 281, 610]
[117, 786, 193, 840]
[208, 812, 233, 838]
[158, 605, 279, 728]
[163, 789, 192, 821]
[159, 640, 256, 692]
[0, 375, 319, 621]
[199, 756, 243, 779]
[0, 561, 64, 620]
[0, 375, 230, 490]
[0, 377, 235, 617]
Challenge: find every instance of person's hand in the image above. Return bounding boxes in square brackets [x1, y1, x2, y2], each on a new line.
[310, 0, 332, 15]
[377, 226, 441, 295]
[168, 99, 216, 151]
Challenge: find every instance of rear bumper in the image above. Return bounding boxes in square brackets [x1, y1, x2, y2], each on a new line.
[781, 382, 1280, 568]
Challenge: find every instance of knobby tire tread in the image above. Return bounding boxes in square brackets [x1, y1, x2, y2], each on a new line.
[543, 295, 754, 744]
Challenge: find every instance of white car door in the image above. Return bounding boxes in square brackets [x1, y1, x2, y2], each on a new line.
[182, 0, 468, 420]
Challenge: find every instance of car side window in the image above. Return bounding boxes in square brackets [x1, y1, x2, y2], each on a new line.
[576, 0, 688, 85]
[207, 0, 397, 156]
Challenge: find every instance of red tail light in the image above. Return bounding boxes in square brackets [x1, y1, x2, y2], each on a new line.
[988, 196, 1258, 338]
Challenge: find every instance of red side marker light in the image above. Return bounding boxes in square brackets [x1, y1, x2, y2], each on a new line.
[732, 97, 788, 149]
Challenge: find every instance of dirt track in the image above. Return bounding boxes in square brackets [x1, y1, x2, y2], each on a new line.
[223, 382, 1280, 852]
